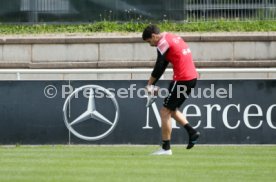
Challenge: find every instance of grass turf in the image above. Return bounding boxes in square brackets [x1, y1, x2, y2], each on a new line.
[0, 145, 275, 182]
[1, 21, 276, 35]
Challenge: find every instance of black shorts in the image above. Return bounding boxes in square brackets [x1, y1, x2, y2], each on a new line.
[163, 78, 197, 111]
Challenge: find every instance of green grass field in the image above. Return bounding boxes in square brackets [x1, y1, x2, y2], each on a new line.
[0, 145, 275, 182]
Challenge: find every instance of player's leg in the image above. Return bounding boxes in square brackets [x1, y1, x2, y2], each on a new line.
[160, 107, 172, 148]
[151, 107, 173, 155]
[172, 79, 199, 149]
[171, 109, 188, 125]
[171, 109, 200, 149]
[160, 107, 172, 141]
[151, 81, 177, 155]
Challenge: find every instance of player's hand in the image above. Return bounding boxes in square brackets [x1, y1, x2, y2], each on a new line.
[145, 85, 159, 107]
[146, 85, 153, 94]
[146, 85, 159, 96]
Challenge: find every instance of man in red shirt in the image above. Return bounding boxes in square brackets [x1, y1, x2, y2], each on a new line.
[142, 25, 200, 155]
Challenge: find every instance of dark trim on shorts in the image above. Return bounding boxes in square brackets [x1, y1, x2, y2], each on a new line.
[163, 78, 197, 111]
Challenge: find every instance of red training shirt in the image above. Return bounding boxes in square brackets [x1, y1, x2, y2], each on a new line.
[157, 32, 198, 81]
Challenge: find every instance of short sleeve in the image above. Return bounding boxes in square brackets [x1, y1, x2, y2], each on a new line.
[157, 37, 169, 55]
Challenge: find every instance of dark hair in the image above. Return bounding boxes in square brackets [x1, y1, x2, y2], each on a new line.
[142, 24, 160, 40]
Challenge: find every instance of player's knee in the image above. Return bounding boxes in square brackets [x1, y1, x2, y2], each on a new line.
[160, 107, 172, 118]
[171, 110, 177, 118]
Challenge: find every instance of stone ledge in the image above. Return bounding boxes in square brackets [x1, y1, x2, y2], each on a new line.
[195, 60, 276, 68]
[1, 32, 276, 44]
[98, 61, 155, 68]
[0, 36, 142, 44]
[0, 60, 275, 69]
[0, 62, 30, 68]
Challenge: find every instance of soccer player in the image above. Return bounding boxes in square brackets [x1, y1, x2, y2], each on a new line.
[142, 25, 200, 155]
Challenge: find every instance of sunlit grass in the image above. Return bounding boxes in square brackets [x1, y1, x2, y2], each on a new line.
[0, 145, 275, 182]
[0, 20, 276, 35]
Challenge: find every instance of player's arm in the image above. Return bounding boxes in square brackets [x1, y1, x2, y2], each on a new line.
[147, 50, 169, 86]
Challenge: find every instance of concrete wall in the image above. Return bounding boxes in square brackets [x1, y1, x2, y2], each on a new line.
[0, 33, 276, 80]
[1, 68, 276, 80]
[0, 32, 276, 69]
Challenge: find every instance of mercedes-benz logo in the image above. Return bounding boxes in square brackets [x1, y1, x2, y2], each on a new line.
[63, 85, 119, 141]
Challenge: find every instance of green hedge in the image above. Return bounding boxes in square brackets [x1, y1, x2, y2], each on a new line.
[0, 20, 276, 34]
